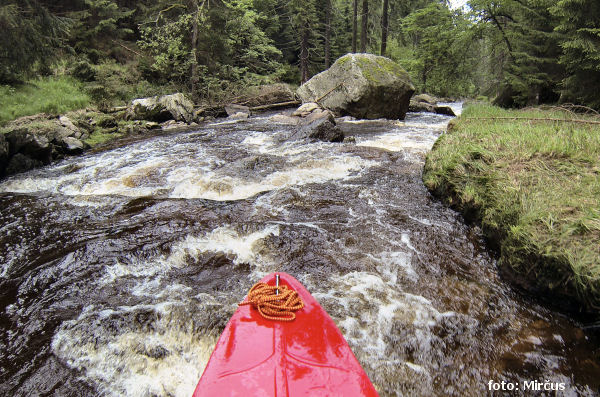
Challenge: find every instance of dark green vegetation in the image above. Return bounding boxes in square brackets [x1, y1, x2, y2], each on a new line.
[1, 0, 600, 121]
[424, 104, 600, 314]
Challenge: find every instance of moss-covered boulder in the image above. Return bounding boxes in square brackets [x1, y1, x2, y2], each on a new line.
[297, 53, 415, 120]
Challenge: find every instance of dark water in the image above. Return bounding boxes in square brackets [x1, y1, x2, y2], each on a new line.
[1, 106, 598, 396]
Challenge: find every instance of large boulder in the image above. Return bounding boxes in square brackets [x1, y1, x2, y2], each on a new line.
[5, 129, 53, 164]
[129, 93, 194, 123]
[297, 53, 415, 120]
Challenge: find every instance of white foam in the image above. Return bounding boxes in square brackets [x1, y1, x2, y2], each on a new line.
[99, 225, 280, 287]
[313, 271, 447, 370]
[52, 303, 218, 397]
[169, 156, 371, 201]
[356, 133, 435, 153]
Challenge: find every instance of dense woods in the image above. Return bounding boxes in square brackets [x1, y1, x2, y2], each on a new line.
[0, 0, 599, 108]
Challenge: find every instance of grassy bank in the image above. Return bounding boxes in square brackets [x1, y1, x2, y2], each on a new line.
[423, 104, 600, 314]
[0, 77, 91, 125]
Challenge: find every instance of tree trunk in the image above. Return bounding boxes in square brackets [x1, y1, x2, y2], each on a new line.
[300, 27, 310, 83]
[352, 0, 358, 52]
[360, 0, 368, 53]
[325, 0, 331, 68]
[190, 1, 199, 98]
[381, 0, 389, 56]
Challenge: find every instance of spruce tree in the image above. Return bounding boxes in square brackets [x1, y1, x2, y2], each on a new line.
[552, 0, 600, 108]
[0, 1, 71, 82]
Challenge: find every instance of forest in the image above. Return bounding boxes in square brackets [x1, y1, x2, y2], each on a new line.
[1, 0, 599, 111]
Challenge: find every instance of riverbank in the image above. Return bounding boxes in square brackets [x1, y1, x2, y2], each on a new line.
[423, 104, 600, 316]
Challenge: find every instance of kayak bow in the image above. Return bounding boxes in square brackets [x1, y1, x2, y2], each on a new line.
[193, 272, 379, 396]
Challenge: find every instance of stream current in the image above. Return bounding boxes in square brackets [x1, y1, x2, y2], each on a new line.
[0, 105, 598, 396]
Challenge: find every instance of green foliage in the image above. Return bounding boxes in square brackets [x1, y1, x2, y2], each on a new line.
[551, 0, 600, 108]
[71, 60, 97, 82]
[470, 0, 565, 106]
[0, 1, 71, 83]
[139, 0, 283, 96]
[398, 3, 477, 97]
[0, 77, 90, 124]
[424, 104, 600, 311]
[69, 0, 135, 61]
[83, 60, 169, 109]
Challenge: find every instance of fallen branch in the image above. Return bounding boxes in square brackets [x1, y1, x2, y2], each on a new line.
[111, 40, 143, 57]
[249, 100, 300, 111]
[463, 116, 600, 125]
[107, 106, 128, 113]
[316, 82, 344, 104]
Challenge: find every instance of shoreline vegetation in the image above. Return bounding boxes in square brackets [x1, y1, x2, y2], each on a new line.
[424, 104, 600, 317]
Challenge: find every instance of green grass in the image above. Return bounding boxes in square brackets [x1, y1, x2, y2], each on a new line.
[0, 77, 91, 125]
[424, 104, 600, 314]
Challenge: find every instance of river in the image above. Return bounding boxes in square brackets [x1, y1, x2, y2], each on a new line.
[0, 105, 598, 396]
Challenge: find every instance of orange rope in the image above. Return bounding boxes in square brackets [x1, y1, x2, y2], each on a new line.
[239, 282, 304, 321]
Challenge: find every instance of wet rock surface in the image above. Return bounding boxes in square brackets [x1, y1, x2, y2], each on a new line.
[0, 114, 91, 177]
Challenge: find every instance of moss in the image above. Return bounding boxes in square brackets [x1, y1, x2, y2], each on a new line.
[424, 104, 600, 315]
[353, 55, 410, 85]
[84, 129, 124, 147]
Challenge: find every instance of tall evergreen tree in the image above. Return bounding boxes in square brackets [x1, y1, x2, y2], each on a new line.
[0, 1, 71, 82]
[552, 0, 600, 108]
[470, 0, 564, 106]
[69, 0, 135, 61]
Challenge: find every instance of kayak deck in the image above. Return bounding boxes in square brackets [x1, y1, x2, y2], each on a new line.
[193, 272, 379, 396]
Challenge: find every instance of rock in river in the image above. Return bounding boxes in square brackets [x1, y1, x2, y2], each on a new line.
[129, 93, 194, 123]
[297, 53, 415, 120]
[290, 110, 344, 143]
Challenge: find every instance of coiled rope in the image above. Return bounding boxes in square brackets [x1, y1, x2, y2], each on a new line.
[239, 282, 304, 321]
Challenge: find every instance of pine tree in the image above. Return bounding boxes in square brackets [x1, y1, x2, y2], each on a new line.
[470, 0, 564, 106]
[0, 1, 71, 82]
[69, 0, 135, 62]
[552, 0, 600, 108]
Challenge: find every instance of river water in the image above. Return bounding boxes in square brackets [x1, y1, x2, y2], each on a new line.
[0, 105, 598, 396]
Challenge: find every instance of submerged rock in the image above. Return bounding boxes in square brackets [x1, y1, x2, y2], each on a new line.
[297, 53, 415, 120]
[129, 93, 194, 123]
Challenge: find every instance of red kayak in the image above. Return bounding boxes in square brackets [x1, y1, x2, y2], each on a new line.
[193, 272, 379, 396]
